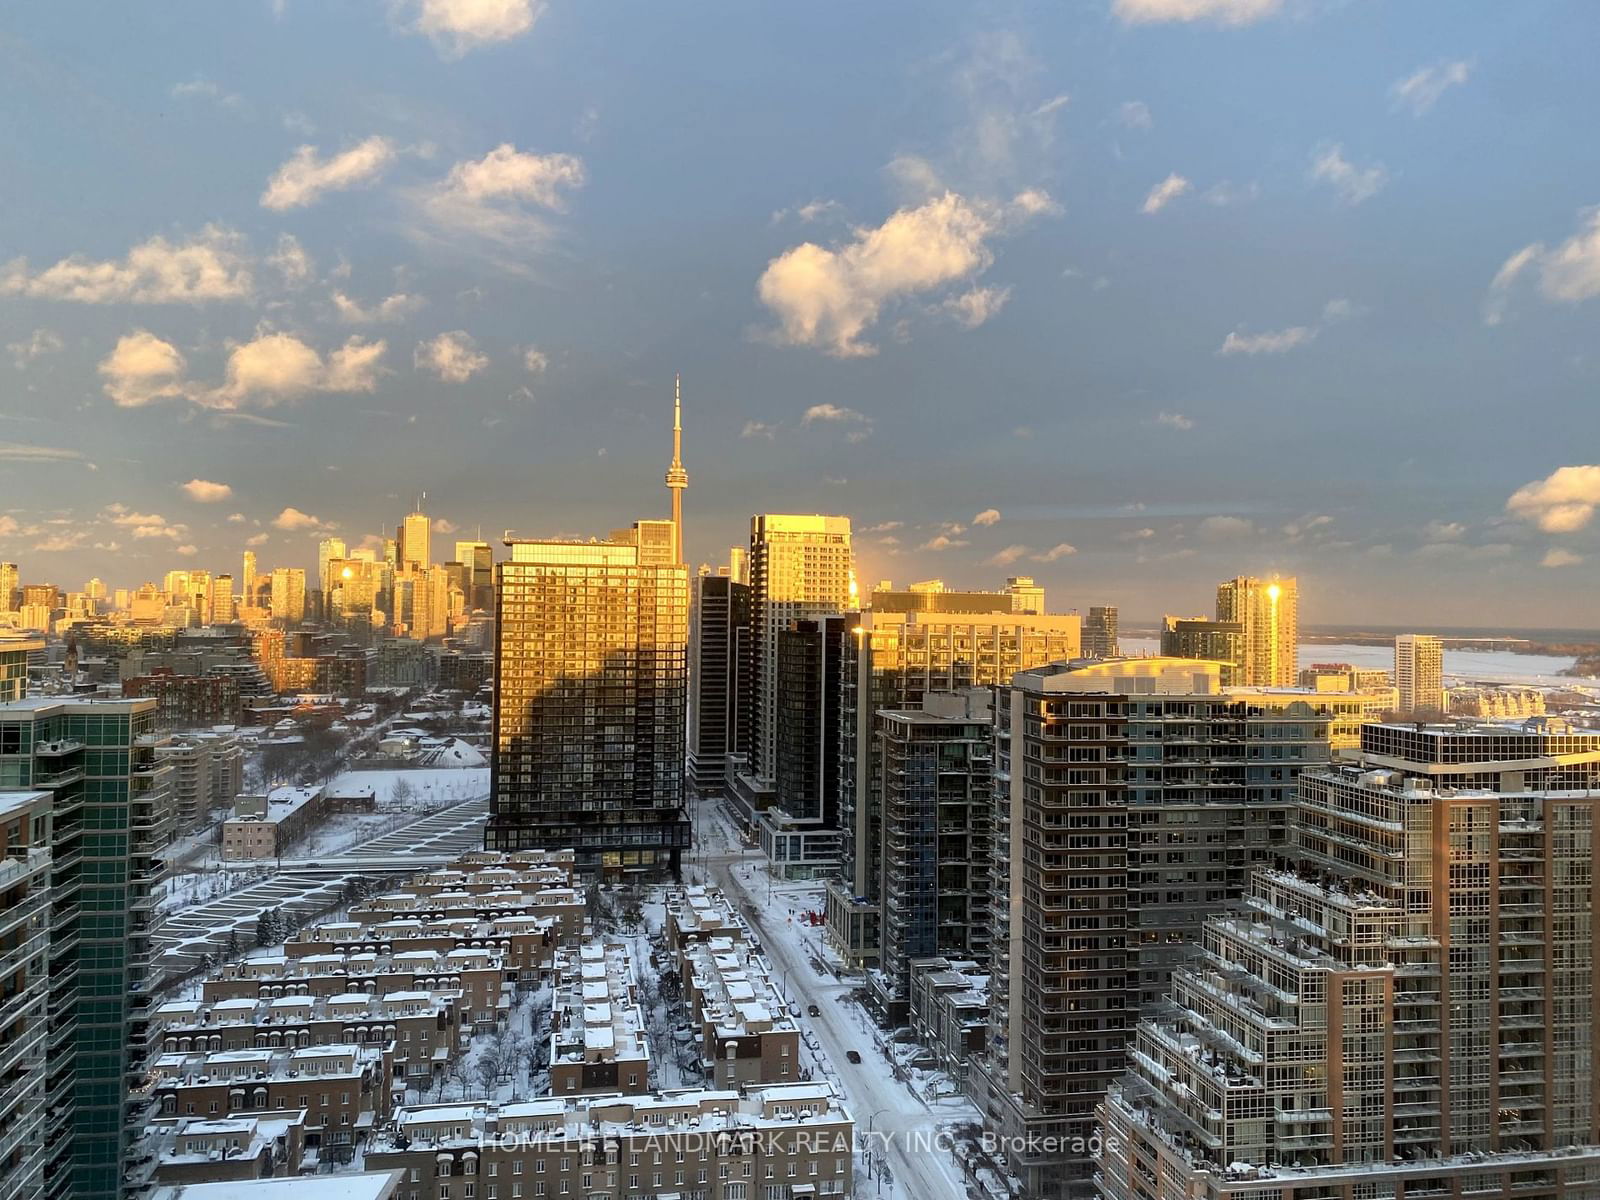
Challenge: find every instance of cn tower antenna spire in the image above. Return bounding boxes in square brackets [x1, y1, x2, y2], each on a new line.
[665, 373, 688, 565]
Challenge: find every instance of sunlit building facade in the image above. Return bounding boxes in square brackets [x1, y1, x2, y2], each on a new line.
[486, 537, 689, 876]
[1395, 631, 1445, 713]
[1216, 575, 1298, 687]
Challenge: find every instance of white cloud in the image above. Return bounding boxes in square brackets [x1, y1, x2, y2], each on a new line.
[7, 329, 63, 368]
[171, 77, 242, 107]
[918, 534, 969, 551]
[741, 421, 777, 440]
[416, 144, 586, 262]
[802, 403, 868, 425]
[1506, 465, 1600, 533]
[181, 479, 233, 503]
[431, 517, 459, 534]
[1308, 144, 1388, 206]
[1391, 60, 1471, 116]
[272, 506, 325, 531]
[1113, 0, 1282, 24]
[261, 136, 397, 210]
[987, 544, 1030, 566]
[941, 285, 1012, 329]
[1486, 209, 1600, 322]
[1542, 548, 1583, 568]
[0, 442, 91, 466]
[772, 198, 845, 225]
[204, 332, 387, 409]
[758, 191, 1027, 357]
[33, 531, 86, 553]
[245, 532, 270, 546]
[1154, 410, 1194, 430]
[98, 331, 189, 407]
[1117, 101, 1153, 130]
[862, 521, 903, 534]
[1198, 515, 1255, 540]
[227, 512, 247, 523]
[1203, 180, 1260, 207]
[403, 0, 544, 57]
[415, 330, 488, 382]
[1218, 325, 1314, 356]
[1422, 520, 1466, 541]
[1123, 527, 1156, 541]
[1010, 188, 1060, 218]
[522, 347, 548, 373]
[333, 290, 426, 323]
[1031, 542, 1076, 562]
[105, 506, 188, 541]
[1283, 514, 1334, 539]
[972, 508, 1002, 526]
[1141, 173, 1191, 215]
[1, 225, 252, 303]
[267, 234, 314, 287]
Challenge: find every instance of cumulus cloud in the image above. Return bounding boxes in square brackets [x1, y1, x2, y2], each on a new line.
[919, 534, 969, 551]
[7, 329, 63, 368]
[1031, 543, 1076, 562]
[33, 531, 87, 553]
[1218, 325, 1314, 356]
[414, 331, 489, 382]
[941, 285, 1011, 329]
[802, 403, 869, 427]
[1113, 0, 1282, 24]
[1308, 144, 1388, 206]
[333, 291, 425, 323]
[1542, 548, 1583, 568]
[272, 506, 326, 531]
[203, 332, 386, 409]
[1198, 515, 1255, 540]
[522, 347, 548, 373]
[2, 225, 252, 304]
[105, 505, 188, 541]
[758, 191, 1033, 357]
[181, 479, 233, 503]
[266, 234, 315, 289]
[431, 517, 460, 534]
[1486, 209, 1600, 323]
[741, 421, 777, 440]
[415, 144, 585, 263]
[1154, 411, 1194, 430]
[1391, 60, 1471, 116]
[972, 508, 1002, 526]
[986, 544, 1030, 566]
[262, 136, 397, 209]
[99, 331, 189, 407]
[1506, 465, 1600, 533]
[402, 0, 545, 57]
[1141, 173, 1191, 214]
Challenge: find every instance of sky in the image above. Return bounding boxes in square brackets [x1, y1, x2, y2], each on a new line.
[3, 0, 1600, 628]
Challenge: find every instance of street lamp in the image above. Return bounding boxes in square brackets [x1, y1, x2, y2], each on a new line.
[864, 1107, 890, 1184]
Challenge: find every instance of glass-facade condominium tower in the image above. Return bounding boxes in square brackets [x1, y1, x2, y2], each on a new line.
[486, 537, 690, 876]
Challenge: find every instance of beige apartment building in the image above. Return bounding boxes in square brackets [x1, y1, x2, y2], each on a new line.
[365, 1084, 854, 1200]
[1099, 718, 1600, 1200]
[220, 785, 328, 860]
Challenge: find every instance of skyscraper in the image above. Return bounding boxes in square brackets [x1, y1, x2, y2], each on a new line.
[1395, 631, 1444, 712]
[1084, 604, 1119, 657]
[399, 507, 431, 573]
[0, 561, 18, 611]
[454, 539, 494, 610]
[665, 374, 688, 565]
[1099, 717, 1600, 1200]
[0, 695, 172, 1200]
[241, 550, 256, 602]
[486, 535, 690, 875]
[210, 573, 235, 622]
[1215, 574, 1298, 686]
[744, 514, 855, 785]
[318, 536, 348, 616]
[969, 657, 1328, 1200]
[687, 572, 751, 794]
[269, 567, 306, 625]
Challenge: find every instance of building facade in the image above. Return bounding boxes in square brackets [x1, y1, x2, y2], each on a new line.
[1395, 632, 1444, 713]
[1215, 576, 1298, 687]
[487, 538, 689, 876]
[687, 574, 751, 795]
[1099, 718, 1600, 1200]
[967, 658, 1329, 1200]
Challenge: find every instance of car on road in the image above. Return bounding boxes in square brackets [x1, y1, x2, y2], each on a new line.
[807, 1004, 821, 1017]
[845, 1050, 862, 1064]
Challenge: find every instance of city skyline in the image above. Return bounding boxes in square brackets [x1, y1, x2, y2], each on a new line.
[3, 3, 1600, 625]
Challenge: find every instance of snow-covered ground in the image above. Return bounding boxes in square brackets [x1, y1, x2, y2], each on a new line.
[325, 766, 489, 808]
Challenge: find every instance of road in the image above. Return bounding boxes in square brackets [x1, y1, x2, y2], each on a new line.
[699, 808, 965, 1200]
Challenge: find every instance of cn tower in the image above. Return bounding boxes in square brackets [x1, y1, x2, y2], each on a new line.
[665, 373, 688, 564]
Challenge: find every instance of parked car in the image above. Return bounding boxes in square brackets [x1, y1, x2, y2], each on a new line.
[845, 1050, 863, 1065]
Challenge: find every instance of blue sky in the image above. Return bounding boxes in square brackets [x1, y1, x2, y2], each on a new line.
[3, 0, 1600, 626]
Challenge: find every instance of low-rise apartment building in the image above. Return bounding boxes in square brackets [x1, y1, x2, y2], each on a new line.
[220, 786, 329, 860]
[365, 1084, 854, 1200]
[550, 939, 650, 1096]
[133, 1109, 308, 1192]
[680, 936, 802, 1088]
[665, 886, 751, 953]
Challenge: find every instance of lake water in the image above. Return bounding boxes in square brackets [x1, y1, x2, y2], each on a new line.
[1117, 638, 1586, 686]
